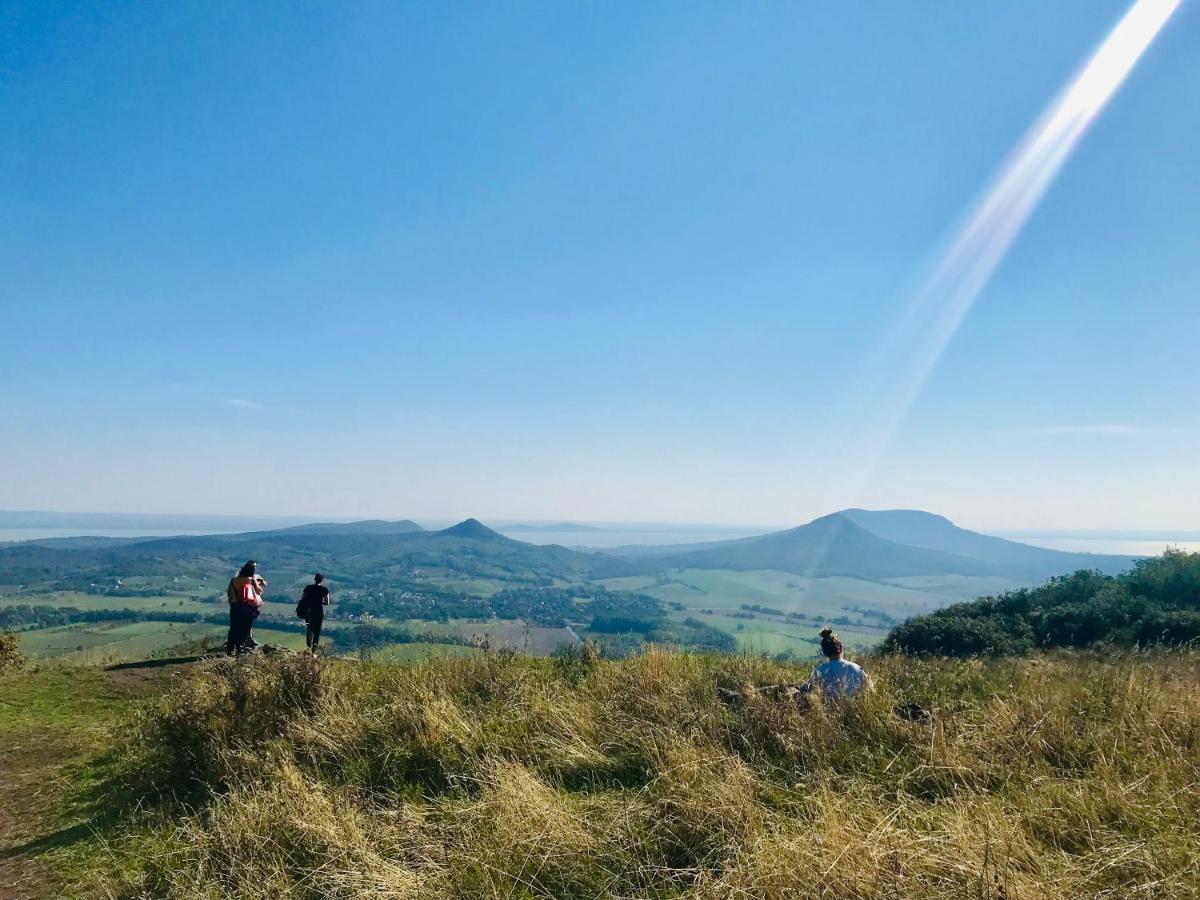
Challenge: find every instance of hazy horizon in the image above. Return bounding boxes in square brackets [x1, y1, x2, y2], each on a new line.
[3, 504, 1199, 533]
[3, 507, 1199, 557]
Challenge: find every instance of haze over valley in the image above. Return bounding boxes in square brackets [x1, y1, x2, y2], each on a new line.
[0, 506, 1141, 663]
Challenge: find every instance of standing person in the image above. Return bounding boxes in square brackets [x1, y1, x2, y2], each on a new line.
[248, 569, 267, 649]
[297, 573, 330, 656]
[225, 560, 265, 655]
[799, 628, 871, 700]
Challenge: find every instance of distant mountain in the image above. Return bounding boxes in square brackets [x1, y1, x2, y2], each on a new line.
[838, 509, 1133, 579]
[0, 508, 1138, 596]
[609, 510, 1136, 582]
[644, 513, 988, 579]
[10, 536, 146, 550]
[0, 516, 634, 588]
[441, 518, 506, 540]
[0, 510, 317, 531]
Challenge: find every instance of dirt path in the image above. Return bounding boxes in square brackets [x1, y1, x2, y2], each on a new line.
[0, 660, 199, 898]
[0, 730, 79, 897]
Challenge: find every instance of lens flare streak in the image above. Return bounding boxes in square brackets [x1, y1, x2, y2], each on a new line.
[855, 0, 1180, 491]
[801, 0, 1179, 572]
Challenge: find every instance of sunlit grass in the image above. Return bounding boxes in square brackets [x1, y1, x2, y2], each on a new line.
[95, 647, 1200, 898]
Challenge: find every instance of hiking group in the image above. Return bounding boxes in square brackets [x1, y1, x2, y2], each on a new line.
[225, 561, 330, 657]
[223, 561, 873, 703]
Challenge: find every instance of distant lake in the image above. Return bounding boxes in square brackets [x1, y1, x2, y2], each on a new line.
[1002, 535, 1200, 556]
[495, 527, 766, 549]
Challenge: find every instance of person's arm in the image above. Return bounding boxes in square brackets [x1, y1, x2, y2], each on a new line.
[797, 665, 821, 693]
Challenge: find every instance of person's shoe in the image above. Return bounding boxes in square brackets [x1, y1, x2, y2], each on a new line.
[245, 638, 261, 649]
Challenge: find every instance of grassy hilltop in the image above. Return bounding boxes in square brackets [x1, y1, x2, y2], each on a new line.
[2, 646, 1198, 898]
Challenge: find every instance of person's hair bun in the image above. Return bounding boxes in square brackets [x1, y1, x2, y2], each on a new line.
[818, 627, 843, 657]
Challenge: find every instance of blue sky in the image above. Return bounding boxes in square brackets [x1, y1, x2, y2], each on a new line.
[2, 1, 1197, 530]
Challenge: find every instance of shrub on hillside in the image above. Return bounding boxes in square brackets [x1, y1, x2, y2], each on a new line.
[0, 630, 22, 673]
[883, 549, 1200, 656]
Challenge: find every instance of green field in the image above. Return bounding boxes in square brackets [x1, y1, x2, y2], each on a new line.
[4, 566, 1001, 665]
[452, 619, 579, 654]
[594, 568, 1000, 656]
[676, 609, 884, 656]
[0, 590, 216, 615]
[882, 574, 1027, 599]
[599, 568, 986, 617]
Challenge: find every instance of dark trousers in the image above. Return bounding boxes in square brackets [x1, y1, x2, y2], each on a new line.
[246, 604, 260, 645]
[305, 616, 323, 651]
[226, 604, 256, 653]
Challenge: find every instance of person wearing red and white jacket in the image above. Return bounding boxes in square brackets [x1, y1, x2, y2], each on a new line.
[225, 560, 265, 655]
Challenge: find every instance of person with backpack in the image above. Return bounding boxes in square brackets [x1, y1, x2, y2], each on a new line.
[225, 560, 265, 655]
[296, 573, 330, 656]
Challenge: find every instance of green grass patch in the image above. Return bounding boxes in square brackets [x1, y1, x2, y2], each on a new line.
[369, 642, 483, 662]
[612, 569, 980, 622]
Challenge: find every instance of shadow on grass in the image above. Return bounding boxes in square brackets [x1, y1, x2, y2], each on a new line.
[104, 654, 209, 671]
[0, 820, 99, 862]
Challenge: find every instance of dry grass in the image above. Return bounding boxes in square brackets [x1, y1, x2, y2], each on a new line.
[0, 630, 22, 673]
[102, 647, 1200, 898]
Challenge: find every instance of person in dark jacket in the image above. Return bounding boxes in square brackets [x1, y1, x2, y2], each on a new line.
[297, 573, 330, 656]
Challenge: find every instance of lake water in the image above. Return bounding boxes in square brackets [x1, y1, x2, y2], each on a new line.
[493, 527, 765, 549]
[1002, 535, 1200, 556]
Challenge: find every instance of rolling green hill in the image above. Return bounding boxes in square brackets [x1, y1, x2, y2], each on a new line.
[0, 518, 632, 590]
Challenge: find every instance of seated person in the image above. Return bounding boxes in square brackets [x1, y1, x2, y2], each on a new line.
[798, 628, 871, 700]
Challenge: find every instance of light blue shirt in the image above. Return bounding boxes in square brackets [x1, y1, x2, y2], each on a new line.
[804, 659, 868, 700]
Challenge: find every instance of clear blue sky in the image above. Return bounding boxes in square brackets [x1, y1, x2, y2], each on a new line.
[2, 1, 1197, 530]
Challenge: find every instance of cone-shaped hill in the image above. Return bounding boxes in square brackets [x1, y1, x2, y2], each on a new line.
[439, 518, 507, 540]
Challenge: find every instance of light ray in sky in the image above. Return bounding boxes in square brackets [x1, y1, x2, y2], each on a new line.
[801, 0, 1180, 567]
[843, 0, 1180, 502]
